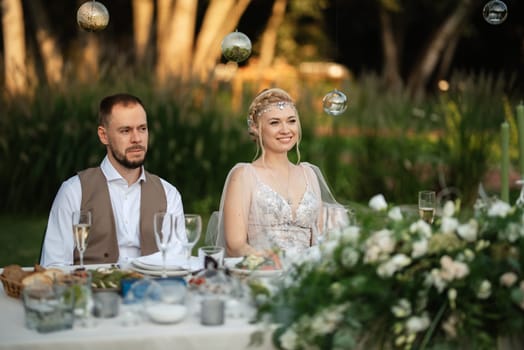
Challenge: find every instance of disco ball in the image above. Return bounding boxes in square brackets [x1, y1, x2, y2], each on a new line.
[483, 0, 508, 25]
[221, 31, 252, 63]
[322, 89, 348, 116]
[77, 1, 110, 32]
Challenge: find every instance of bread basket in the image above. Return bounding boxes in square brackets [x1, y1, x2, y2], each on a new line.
[0, 274, 23, 298]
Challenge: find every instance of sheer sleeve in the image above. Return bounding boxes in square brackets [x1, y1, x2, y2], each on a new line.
[302, 162, 352, 234]
[212, 163, 258, 257]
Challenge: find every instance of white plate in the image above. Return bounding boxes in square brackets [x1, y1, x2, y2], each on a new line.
[227, 267, 282, 278]
[132, 256, 200, 271]
[129, 265, 189, 277]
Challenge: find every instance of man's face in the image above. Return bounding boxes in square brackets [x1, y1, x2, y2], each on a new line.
[97, 103, 148, 170]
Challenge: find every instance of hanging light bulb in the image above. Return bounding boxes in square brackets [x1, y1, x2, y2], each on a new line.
[322, 89, 348, 116]
[221, 31, 252, 63]
[483, 0, 508, 25]
[77, 1, 110, 32]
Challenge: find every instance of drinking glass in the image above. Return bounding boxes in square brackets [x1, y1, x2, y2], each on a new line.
[418, 190, 436, 224]
[72, 210, 91, 269]
[154, 212, 174, 278]
[177, 214, 202, 270]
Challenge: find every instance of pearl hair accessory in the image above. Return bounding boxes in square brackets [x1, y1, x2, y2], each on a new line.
[247, 101, 297, 128]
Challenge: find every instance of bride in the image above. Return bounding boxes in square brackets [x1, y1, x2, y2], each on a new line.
[213, 88, 348, 257]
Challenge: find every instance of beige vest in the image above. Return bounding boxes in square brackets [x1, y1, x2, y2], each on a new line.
[75, 167, 167, 264]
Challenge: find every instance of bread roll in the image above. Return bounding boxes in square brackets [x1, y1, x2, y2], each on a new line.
[43, 268, 66, 282]
[21, 272, 53, 287]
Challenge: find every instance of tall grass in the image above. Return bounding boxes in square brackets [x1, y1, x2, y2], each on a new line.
[0, 70, 519, 217]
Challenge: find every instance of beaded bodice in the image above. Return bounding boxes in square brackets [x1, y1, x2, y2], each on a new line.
[246, 164, 321, 252]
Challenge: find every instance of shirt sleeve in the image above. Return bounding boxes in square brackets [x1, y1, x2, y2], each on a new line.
[40, 176, 81, 267]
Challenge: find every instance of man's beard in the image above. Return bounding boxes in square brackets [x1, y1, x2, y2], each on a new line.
[109, 145, 146, 169]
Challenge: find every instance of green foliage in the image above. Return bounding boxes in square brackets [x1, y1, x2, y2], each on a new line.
[257, 199, 524, 349]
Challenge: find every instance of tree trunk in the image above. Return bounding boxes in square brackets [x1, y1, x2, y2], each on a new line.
[258, 0, 287, 70]
[379, 6, 402, 91]
[2, 0, 29, 96]
[132, 0, 154, 65]
[406, 0, 475, 98]
[436, 33, 459, 82]
[166, 0, 198, 81]
[26, 0, 64, 86]
[192, 0, 251, 81]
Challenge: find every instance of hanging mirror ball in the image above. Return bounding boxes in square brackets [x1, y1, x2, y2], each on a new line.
[221, 31, 252, 63]
[322, 90, 348, 116]
[77, 1, 110, 32]
[483, 0, 508, 25]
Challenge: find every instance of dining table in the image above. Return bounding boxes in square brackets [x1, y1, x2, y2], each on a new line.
[0, 264, 277, 350]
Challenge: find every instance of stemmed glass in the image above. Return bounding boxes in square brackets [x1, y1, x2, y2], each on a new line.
[177, 214, 202, 271]
[418, 190, 436, 224]
[153, 212, 174, 278]
[72, 210, 91, 269]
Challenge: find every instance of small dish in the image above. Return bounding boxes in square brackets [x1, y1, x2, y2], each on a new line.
[145, 304, 187, 324]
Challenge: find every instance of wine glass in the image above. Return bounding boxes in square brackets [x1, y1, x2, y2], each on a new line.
[418, 190, 436, 224]
[153, 212, 174, 278]
[177, 214, 202, 271]
[72, 210, 91, 269]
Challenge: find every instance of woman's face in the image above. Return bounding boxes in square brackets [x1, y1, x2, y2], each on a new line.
[258, 105, 299, 154]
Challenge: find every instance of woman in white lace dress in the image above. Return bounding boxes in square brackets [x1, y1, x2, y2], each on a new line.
[214, 88, 346, 257]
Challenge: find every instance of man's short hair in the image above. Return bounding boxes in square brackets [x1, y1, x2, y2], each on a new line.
[98, 93, 145, 126]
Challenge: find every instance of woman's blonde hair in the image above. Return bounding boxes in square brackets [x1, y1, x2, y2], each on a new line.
[246, 88, 302, 162]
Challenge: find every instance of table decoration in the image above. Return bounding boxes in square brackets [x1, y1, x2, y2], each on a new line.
[517, 102, 524, 177]
[253, 194, 524, 350]
[501, 121, 510, 202]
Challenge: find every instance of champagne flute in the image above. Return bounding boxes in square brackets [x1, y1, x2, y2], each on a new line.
[72, 210, 91, 269]
[418, 190, 436, 224]
[154, 212, 174, 278]
[177, 214, 202, 271]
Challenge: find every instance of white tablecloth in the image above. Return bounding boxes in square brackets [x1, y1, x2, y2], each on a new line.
[0, 270, 276, 350]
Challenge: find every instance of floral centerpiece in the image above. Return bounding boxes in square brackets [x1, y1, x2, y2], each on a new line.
[254, 194, 524, 350]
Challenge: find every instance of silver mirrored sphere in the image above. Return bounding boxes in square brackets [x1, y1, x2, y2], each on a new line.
[221, 31, 252, 63]
[483, 0, 508, 25]
[322, 90, 348, 116]
[77, 1, 110, 32]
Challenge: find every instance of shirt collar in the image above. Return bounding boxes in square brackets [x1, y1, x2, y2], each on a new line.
[100, 155, 146, 184]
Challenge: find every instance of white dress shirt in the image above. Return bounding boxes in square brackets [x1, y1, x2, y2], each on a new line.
[40, 156, 185, 267]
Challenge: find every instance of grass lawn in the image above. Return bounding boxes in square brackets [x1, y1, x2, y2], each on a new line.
[0, 215, 48, 267]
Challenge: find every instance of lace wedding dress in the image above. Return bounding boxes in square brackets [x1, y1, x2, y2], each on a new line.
[207, 162, 350, 256]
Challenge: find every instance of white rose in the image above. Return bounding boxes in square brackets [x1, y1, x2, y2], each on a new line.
[409, 220, 432, 238]
[441, 217, 459, 234]
[388, 207, 403, 221]
[442, 201, 456, 217]
[341, 226, 360, 244]
[411, 239, 428, 258]
[280, 328, 298, 350]
[391, 299, 412, 318]
[405, 314, 430, 333]
[487, 200, 512, 217]
[500, 272, 518, 287]
[477, 280, 492, 299]
[369, 194, 388, 211]
[456, 219, 478, 242]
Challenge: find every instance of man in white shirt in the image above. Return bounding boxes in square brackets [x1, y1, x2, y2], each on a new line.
[40, 93, 185, 267]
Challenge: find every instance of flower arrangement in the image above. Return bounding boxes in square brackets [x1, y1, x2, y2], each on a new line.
[254, 194, 524, 350]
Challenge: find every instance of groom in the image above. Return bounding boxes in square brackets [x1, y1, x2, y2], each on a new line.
[40, 93, 185, 267]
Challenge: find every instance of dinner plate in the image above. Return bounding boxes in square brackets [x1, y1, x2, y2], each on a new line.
[132, 254, 200, 271]
[129, 265, 189, 277]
